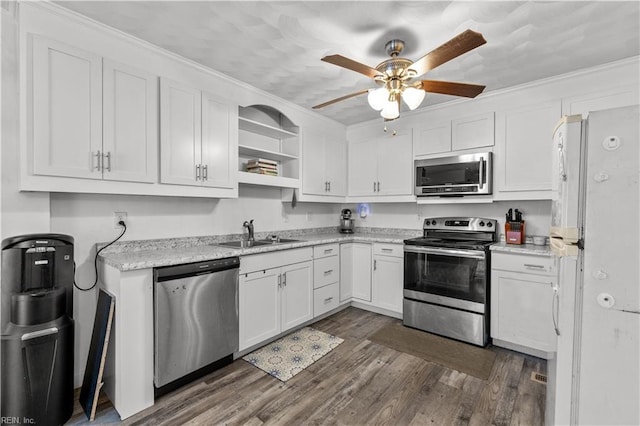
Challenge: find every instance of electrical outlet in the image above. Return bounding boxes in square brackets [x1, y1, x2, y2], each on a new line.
[114, 211, 128, 228]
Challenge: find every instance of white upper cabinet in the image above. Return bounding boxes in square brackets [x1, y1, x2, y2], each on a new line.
[413, 121, 451, 156]
[31, 35, 158, 184]
[301, 127, 346, 197]
[201, 92, 236, 189]
[451, 112, 495, 151]
[160, 78, 237, 189]
[349, 131, 413, 197]
[562, 85, 639, 118]
[32, 35, 102, 179]
[413, 112, 494, 157]
[160, 78, 201, 186]
[103, 59, 158, 183]
[494, 100, 561, 199]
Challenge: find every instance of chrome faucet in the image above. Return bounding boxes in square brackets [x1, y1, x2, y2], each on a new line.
[243, 220, 254, 242]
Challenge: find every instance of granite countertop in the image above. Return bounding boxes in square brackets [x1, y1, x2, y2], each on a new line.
[490, 241, 553, 256]
[100, 227, 420, 272]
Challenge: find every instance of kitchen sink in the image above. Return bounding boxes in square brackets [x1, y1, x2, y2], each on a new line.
[216, 240, 273, 248]
[216, 238, 302, 248]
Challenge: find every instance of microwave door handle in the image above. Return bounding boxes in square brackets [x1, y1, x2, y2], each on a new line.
[478, 157, 484, 189]
[404, 245, 486, 260]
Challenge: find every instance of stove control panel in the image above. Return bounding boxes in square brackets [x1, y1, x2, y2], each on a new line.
[423, 217, 497, 232]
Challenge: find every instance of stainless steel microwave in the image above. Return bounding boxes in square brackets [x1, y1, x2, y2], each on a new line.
[414, 152, 492, 196]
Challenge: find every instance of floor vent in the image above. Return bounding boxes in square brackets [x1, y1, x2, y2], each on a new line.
[531, 372, 547, 384]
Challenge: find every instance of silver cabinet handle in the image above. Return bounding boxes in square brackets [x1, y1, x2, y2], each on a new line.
[381, 248, 393, 252]
[103, 152, 112, 172]
[328, 181, 331, 192]
[373, 182, 377, 192]
[377, 182, 381, 192]
[277, 274, 282, 288]
[282, 272, 286, 287]
[374, 259, 377, 270]
[524, 264, 545, 269]
[94, 150, 102, 171]
[323, 269, 333, 275]
[324, 249, 333, 254]
[203, 165, 208, 181]
[195, 164, 201, 181]
[324, 297, 333, 304]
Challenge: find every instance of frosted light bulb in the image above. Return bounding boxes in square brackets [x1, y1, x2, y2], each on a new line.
[402, 87, 426, 110]
[367, 87, 388, 111]
[380, 100, 399, 119]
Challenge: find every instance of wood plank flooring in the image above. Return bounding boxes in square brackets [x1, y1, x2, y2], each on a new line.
[68, 307, 546, 425]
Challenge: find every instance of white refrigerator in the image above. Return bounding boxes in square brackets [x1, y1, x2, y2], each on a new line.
[546, 105, 639, 425]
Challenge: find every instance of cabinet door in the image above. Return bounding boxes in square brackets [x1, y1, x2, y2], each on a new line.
[451, 112, 494, 151]
[348, 139, 378, 196]
[491, 270, 557, 353]
[372, 255, 404, 313]
[301, 128, 326, 195]
[201, 91, 236, 189]
[339, 243, 354, 302]
[376, 133, 413, 195]
[31, 35, 102, 179]
[414, 121, 451, 156]
[160, 78, 201, 186]
[351, 243, 372, 301]
[103, 60, 158, 183]
[280, 261, 313, 331]
[324, 137, 347, 196]
[239, 268, 280, 351]
[494, 100, 560, 198]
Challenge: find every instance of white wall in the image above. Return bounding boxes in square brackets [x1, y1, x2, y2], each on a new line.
[342, 200, 551, 238]
[49, 187, 340, 386]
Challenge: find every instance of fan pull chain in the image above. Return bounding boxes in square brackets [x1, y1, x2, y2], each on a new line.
[382, 125, 397, 136]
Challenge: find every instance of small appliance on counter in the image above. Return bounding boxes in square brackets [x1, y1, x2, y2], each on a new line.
[505, 208, 525, 244]
[1, 234, 75, 425]
[339, 209, 355, 234]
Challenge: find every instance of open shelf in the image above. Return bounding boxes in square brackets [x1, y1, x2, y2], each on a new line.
[238, 144, 298, 162]
[239, 116, 297, 140]
[238, 171, 299, 188]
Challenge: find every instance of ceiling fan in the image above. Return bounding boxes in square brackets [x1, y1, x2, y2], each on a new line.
[313, 29, 487, 120]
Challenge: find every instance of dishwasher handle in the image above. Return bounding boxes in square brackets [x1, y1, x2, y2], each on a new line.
[155, 257, 240, 282]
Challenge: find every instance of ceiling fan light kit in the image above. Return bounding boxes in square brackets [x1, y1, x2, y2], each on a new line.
[313, 29, 488, 121]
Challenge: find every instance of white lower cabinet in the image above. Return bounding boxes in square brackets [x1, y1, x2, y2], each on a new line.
[372, 244, 404, 314]
[313, 244, 340, 317]
[340, 243, 372, 302]
[491, 251, 557, 358]
[239, 249, 313, 351]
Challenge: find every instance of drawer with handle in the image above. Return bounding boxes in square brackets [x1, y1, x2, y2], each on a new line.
[314, 282, 339, 317]
[373, 243, 403, 258]
[492, 252, 555, 276]
[314, 255, 339, 289]
[313, 243, 339, 259]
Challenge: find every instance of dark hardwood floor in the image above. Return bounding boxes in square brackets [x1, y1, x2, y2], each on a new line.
[68, 307, 546, 425]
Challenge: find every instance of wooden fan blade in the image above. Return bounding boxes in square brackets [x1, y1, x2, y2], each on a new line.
[312, 89, 370, 109]
[321, 55, 382, 79]
[410, 30, 486, 77]
[418, 80, 486, 98]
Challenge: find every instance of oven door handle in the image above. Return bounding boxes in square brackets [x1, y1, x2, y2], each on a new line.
[403, 245, 486, 259]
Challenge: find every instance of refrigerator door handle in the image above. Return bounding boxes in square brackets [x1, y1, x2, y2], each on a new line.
[552, 283, 560, 336]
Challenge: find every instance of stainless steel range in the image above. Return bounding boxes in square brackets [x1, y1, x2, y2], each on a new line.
[403, 217, 497, 346]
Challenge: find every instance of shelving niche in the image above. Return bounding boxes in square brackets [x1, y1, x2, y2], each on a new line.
[238, 105, 299, 188]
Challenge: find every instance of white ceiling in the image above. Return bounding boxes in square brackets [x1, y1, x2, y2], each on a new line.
[56, 1, 640, 126]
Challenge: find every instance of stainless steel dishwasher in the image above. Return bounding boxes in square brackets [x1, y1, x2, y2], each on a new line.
[153, 257, 239, 395]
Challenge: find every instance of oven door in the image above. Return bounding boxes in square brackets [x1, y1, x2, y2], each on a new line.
[403, 245, 488, 313]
